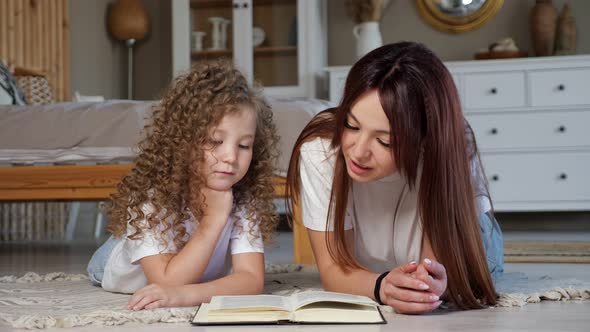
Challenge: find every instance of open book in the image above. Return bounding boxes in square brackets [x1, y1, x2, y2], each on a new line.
[191, 291, 385, 325]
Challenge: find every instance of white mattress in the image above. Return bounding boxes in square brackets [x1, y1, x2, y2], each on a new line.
[0, 98, 335, 174]
[0, 147, 135, 165]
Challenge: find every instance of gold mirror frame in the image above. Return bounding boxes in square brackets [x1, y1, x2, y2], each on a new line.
[416, 0, 504, 33]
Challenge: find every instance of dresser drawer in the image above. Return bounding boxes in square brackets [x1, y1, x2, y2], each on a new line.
[529, 68, 590, 107]
[482, 153, 590, 203]
[467, 111, 590, 151]
[464, 72, 525, 109]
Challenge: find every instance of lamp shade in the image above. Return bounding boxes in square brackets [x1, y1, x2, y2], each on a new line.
[107, 0, 150, 41]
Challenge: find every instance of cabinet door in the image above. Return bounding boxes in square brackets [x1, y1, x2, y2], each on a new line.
[252, 0, 300, 90]
[188, 0, 324, 98]
[190, 0, 236, 65]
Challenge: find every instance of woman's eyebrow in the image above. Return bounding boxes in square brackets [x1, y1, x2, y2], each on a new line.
[347, 112, 390, 135]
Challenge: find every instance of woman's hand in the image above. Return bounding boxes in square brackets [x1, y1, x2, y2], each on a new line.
[379, 261, 443, 314]
[127, 284, 189, 310]
[414, 258, 448, 299]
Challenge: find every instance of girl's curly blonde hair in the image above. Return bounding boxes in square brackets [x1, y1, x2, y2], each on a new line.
[106, 59, 280, 250]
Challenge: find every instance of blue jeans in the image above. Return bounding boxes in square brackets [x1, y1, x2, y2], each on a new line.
[87, 235, 121, 286]
[479, 211, 504, 280]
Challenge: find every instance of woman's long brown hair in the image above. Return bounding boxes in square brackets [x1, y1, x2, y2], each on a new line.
[286, 42, 497, 309]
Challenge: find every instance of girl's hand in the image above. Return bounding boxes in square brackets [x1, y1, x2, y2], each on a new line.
[127, 284, 188, 310]
[201, 187, 233, 220]
[414, 258, 448, 299]
[379, 261, 443, 314]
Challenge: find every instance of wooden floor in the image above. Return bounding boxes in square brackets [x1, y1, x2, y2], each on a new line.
[1, 232, 589, 332]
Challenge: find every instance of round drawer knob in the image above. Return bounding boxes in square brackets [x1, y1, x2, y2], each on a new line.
[490, 128, 498, 135]
[490, 88, 498, 94]
[491, 175, 500, 181]
[557, 125, 566, 133]
[559, 173, 568, 180]
[557, 84, 566, 91]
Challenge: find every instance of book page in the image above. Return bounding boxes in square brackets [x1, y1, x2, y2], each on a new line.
[292, 303, 384, 324]
[193, 303, 292, 324]
[291, 291, 376, 310]
[209, 294, 292, 312]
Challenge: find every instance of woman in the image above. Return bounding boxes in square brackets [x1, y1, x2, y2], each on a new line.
[286, 42, 503, 314]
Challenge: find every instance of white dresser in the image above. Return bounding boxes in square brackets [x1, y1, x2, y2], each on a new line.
[326, 55, 590, 212]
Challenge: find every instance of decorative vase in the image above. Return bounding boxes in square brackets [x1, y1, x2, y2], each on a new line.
[352, 22, 383, 59]
[209, 17, 230, 50]
[191, 31, 206, 51]
[554, 3, 577, 55]
[530, 0, 557, 57]
[107, 0, 150, 41]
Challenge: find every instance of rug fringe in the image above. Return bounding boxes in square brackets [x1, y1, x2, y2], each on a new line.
[0, 272, 89, 283]
[1, 308, 195, 329]
[497, 287, 590, 307]
[0, 264, 314, 284]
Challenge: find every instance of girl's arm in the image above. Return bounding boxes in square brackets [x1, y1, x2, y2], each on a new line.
[308, 229, 441, 314]
[128, 252, 264, 310]
[140, 188, 234, 286]
[139, 213, 228, 286]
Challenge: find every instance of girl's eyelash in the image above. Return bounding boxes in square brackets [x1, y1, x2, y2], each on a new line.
[210, 139, 250, 149]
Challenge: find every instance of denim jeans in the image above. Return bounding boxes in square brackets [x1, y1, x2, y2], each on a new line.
[479, 211, 504, 280]
[87, 235, 121, 286]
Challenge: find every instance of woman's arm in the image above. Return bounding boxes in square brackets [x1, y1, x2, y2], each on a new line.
[308, 229, 378, 296]
[128, 252, 264, 310]
[308, 228, 439, 315]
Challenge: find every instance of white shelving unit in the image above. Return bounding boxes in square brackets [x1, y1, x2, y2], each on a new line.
[172, 0, 327, 98]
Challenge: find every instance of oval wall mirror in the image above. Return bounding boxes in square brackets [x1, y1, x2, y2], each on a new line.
[416, 0, 504, 33]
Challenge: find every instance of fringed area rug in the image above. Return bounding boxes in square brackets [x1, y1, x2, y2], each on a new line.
[504, 241, 590, 263]
[1, 265, 589, 330]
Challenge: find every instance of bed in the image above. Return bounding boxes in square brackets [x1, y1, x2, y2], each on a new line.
[0, 98, 327, 264]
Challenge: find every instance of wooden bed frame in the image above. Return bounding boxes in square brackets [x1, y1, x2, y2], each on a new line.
[0, 164, 314, 264]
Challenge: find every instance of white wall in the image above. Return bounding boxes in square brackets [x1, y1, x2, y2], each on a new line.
[69, 0, 126, 99]
[328, 0, 590, 65]
[69, 0, 172, 100]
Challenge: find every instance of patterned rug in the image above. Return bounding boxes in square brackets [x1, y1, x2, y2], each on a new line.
[0, 265, 589, 329]
[504, 241, 590, 263]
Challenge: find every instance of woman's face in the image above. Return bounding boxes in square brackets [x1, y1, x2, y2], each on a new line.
[341, 90, 396, 182]
[201, 106, 257, 191]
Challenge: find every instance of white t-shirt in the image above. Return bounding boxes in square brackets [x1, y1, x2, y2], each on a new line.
[101, 204, 264, 294]
[299, 137, 491, 273]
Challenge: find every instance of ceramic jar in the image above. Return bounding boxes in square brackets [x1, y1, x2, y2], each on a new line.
[530, 0, 557, 57]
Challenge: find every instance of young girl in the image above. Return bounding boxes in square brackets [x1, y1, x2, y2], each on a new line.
[87, 60, 279, 310]
[286, 42, 503, 314]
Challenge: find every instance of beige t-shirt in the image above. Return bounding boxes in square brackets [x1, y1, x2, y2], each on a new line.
[299, 137, 490, 273]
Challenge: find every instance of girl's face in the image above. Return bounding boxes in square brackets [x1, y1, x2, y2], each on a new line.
[341, 90, 396, 182]
[202, 106, 257, 191]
